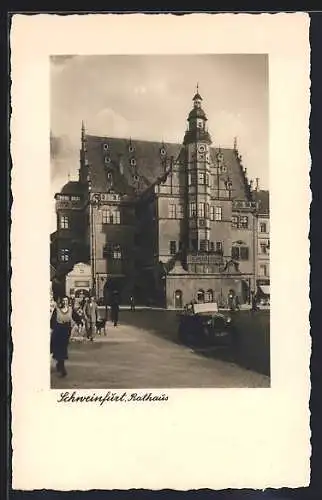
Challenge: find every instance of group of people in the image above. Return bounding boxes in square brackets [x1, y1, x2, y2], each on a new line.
[50, 292, 120, 378]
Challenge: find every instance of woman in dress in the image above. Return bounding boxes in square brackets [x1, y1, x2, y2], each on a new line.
[50, 296, 81, 377]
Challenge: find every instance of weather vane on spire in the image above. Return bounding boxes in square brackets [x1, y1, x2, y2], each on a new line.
[196, 82, 199, 93]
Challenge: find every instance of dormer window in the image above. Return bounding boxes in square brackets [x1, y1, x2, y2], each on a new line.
[103, 143, 109, 151]
[128, 144, 135, 153]
[130, 158, 136, 166]
[160, 147, 166, 157]
[134, 175, 139, 182]
[104, 156, 111, 164]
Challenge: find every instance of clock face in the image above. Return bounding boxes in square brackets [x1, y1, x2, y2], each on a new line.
[197, 144, 206, 153]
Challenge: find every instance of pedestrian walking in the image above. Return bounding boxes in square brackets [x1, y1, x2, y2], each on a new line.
[83, 295, 99, 341]
[251, 290, 258, 311]
[50, 296, 81, 377]
[110, 291, 120, 327]
[129, 295, 135, 312]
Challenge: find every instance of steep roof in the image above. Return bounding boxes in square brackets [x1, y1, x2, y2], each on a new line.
[83, 135, 250, 201]
[86, 135, 181, 194]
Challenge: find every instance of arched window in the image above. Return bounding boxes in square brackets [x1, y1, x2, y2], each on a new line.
[197, 289, 205, 303]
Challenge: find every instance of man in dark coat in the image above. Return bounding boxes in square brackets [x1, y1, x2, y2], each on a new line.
[110, 291, 120, 327]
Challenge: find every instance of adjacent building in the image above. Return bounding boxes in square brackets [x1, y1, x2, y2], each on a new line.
[254, 189, 270, 301]
[50, 89, 269, 308]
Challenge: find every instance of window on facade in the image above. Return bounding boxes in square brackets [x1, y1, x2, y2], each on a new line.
[189, 202, 197, 218]
[200, 239, 209, 252]
[215, 206, 222, 221]
[177, 204, 184, 219]
[209, 241, 215, 252]
[60, 215, 69, 229]
[260, 222, 267, 233]
[240, 246, 249, 260]
[189, 172, 197, 186]
[113, 245, 122, 259]
[239, 216, 249, 229]
[205, 203, 209, 218]
[198, 172, 206, 185]
[206, 174, 209, 186]
[170, 241, 177, 255]
[232, 215, 238, 228]
[198, 203, 205, 218]
[259, 265, 267, 277]
[215, 242, 223, 254]
[197, 121, 203, 128]
[197, 289, 205, 303]
[102, 209, 121, 224]
[206, 289, 214, 302]
[60, 248, 70, 262]
[103, 243, 122, 259]
[168, 204, 176, 219]
[71, 196, 80, 201]
[232, 245, 249, 260]
[260, 243, 267, 254]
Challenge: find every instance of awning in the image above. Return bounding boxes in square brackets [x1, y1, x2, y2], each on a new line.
[259, 285, 270, 295]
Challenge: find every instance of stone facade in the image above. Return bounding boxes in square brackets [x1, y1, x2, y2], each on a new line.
[50, 90, 268, 307]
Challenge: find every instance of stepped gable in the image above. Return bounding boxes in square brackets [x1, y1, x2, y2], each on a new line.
[210, 147, 250, 201]
[85, 135, 181, 194]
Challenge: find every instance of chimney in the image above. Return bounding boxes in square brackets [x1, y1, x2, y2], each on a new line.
[255, 178, 259, 191]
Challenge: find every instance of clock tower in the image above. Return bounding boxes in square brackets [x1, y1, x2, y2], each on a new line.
[183, 86, 212, 254]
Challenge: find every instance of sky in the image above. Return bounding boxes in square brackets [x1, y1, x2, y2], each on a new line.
[50, 54, 268, 232]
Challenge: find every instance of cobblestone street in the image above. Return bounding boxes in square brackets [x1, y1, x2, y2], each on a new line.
[51, 312, 270, 389]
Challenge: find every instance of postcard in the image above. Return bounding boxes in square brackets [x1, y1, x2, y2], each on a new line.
[10, 12, 311, 490]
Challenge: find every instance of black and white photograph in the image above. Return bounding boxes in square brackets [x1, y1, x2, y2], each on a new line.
[50, 54, 270, 388]
[11, 14, 310, 491]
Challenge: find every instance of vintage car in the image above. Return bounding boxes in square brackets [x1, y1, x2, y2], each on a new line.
[178, 302, 234, 348]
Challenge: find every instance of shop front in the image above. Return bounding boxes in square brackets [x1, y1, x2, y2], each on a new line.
[65, 262, 92, 298]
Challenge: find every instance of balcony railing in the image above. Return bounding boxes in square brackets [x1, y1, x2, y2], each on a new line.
[232, 200, 258, 211]
[186, 252, 224, 265]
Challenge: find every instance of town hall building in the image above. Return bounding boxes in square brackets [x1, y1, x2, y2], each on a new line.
[50, 88, 268, 308]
